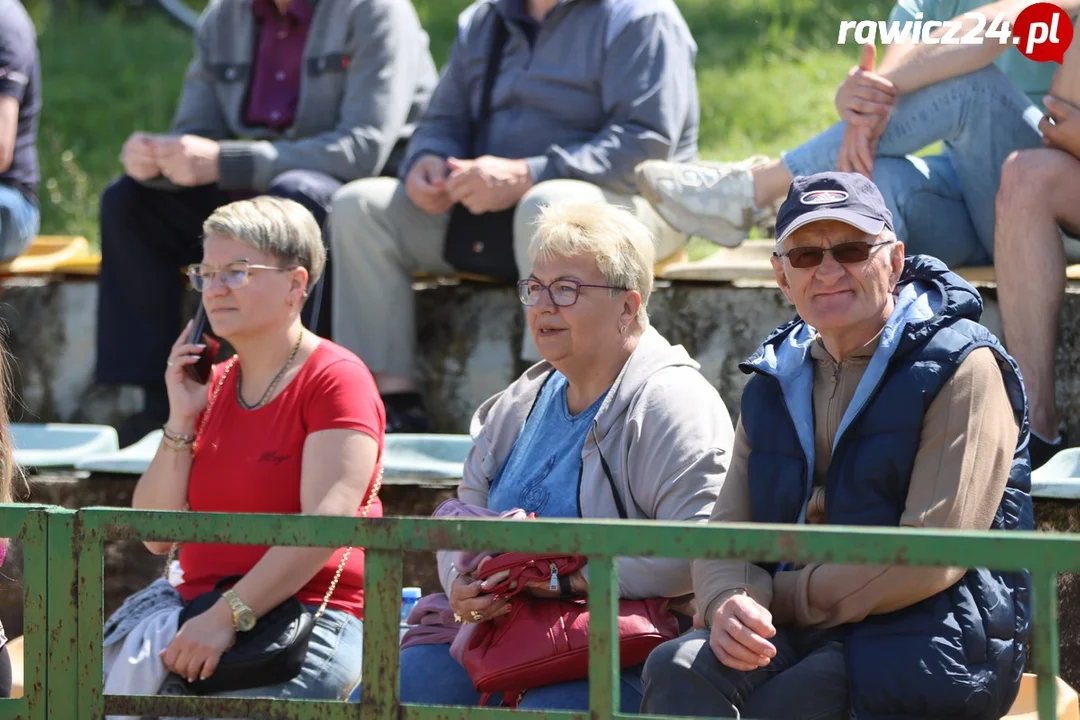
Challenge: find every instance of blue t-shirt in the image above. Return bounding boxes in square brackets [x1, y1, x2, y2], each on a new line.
[0, 0, 40, 204]
[487, 372, 607, 519]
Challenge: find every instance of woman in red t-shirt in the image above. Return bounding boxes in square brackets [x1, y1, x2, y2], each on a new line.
[130, 196, 385, 702]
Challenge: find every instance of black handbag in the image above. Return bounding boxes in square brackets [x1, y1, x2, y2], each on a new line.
[177, 575, 316, 694]
[442, 16, 519, 283]
[166, 359, 383, 694]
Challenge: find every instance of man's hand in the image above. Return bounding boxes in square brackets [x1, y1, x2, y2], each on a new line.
[708, 593, 778, 672]
[1041, 95, 1080, 159]
[836, 43, 897, 127]
[160, 599, 235, 683]
[445, 155, 534, 214]
[154, 134, 220, 187]
[121, 132, 161, 181]
[405, 154, 453, 215]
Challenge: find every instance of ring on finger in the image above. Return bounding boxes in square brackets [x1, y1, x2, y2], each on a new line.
[470, 610, 483, 622]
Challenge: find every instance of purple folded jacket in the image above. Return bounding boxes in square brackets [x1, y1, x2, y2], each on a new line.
[399, 499, 531, 661]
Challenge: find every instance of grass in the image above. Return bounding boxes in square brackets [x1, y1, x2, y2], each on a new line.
[27, 0, 895, 254]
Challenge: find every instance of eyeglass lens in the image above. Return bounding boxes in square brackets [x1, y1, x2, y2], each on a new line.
[518, 280, 581, 306]
[188, 264, 249, 291]
[787, 241, 876, 269]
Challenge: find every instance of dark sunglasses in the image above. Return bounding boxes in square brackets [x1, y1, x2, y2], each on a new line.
[774, 239, 895, 269]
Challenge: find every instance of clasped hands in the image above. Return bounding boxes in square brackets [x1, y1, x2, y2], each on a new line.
[405, 153, 534, 215]
[121, 132, 221, 187]
[448, 556, 588, 625]
[835, 43, 897, 179]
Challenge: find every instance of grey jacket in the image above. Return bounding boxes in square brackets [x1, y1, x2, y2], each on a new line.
[437, 327, 734, 600]
[403, 0, 700, 194]
[161, 0, 438, 191]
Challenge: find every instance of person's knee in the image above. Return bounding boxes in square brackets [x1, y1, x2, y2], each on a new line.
[998, 149, 1051, 206]
[642, 633, 705, 687]
[267, 170, 324, 207]
[328, 178, 396, 248]
[100, 175, 144, 226]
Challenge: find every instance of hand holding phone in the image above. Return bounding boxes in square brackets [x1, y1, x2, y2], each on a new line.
[184, 304, 217, 385]
[163, 306, 222, 429]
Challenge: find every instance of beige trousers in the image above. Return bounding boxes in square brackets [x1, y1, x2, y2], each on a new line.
[329, 178, 686, 381]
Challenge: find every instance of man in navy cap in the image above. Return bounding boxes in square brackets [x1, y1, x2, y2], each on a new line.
[640, 172, 1034, 720]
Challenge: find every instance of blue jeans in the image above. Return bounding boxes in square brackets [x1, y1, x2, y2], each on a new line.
[159, 605, 363, 719]
[0, 184, 38, 262]
[782, 65, 1041, 267]
[381, 642, 644, 712]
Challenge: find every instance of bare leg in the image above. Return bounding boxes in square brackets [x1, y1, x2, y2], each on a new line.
[751, 160, 794, 208]
[994, 148, 1080, 439]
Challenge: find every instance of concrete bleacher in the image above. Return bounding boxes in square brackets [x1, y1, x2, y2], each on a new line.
[6, 234, 1080, 439]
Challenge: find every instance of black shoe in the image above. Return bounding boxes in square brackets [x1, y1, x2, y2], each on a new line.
[117, 410, 166, 448]
[1029, 432, 1067, 470]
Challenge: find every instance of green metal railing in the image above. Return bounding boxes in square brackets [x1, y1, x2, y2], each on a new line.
[1, 503, 1078, 719]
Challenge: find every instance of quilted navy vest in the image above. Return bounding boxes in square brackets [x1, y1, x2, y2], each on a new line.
[740, 255, 1033, 719]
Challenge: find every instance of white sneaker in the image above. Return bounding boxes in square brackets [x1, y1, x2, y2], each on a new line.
[635, 156, 771, 247]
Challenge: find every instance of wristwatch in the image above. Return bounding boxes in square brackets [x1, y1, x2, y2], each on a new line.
[222, 589, 257, 632]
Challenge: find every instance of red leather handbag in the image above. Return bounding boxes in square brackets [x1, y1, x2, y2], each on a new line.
[460, 553, 681, 706]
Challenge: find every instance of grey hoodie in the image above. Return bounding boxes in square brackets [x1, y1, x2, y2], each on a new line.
[436, 327, 734, 600]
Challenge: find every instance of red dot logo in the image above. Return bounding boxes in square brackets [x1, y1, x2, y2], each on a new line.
[1013, 2, 1074, 63]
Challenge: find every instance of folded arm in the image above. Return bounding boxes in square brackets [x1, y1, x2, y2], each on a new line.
[692, 418, 774, 627]
[769, 347, 1020, 628]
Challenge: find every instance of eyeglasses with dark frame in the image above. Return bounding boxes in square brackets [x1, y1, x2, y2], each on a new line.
[185, 261, 296, 292]
[516, 278, 629, 307]
[773, 239, 896, 269]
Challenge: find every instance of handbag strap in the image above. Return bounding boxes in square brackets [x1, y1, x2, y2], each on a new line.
[312, 465, 382, 620]
[162, 356, 385, 623]
[467, 14, 510, 156]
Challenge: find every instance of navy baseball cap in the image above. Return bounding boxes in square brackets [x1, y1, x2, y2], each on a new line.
[774, 172, 894, 248]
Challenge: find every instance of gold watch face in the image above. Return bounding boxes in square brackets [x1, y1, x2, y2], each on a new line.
[236, 610, 256, 632]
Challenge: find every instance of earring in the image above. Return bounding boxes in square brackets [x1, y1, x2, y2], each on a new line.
[619, 325, 627, 334]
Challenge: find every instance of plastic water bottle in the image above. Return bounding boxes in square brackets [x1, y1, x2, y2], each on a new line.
[400, 587, 422, 640]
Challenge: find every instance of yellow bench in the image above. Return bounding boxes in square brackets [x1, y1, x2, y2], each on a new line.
[0, 235, 101, 277]
[413, 247, 690, 284]
[655, 240, 1080, 286]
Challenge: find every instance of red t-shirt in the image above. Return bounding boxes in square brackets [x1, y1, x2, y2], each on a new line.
[177, 340, 385, 619]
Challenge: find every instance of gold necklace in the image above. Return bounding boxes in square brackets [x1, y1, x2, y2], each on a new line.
[236, 330, 305, 410]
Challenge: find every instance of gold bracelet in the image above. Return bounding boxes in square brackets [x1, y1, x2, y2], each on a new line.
[161, 433, 193, 453]
[162, 425, 195, 444]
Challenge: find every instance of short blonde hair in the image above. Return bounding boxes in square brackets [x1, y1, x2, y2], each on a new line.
[530, 202, 656, 327]
[202, 196, 326, 291]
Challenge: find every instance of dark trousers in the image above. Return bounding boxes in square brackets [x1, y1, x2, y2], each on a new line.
[640, 627, 849, 719]
[95, 170, 341, 415]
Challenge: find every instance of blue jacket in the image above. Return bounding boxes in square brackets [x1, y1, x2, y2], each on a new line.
[739, 255, 1033, 719]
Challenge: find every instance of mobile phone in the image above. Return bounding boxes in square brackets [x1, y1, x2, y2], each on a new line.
[184, 303, 218, 385]
[1024, 105, 1046, 138]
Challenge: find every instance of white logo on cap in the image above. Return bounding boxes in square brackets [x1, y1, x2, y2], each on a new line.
[800, 190, 848, 205]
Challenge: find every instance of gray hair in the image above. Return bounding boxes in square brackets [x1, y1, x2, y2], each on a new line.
[202, 196, 325, 291]
[529, 202, 655, 328]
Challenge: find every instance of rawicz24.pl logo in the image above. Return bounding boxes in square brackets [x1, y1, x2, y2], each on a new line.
[838, 1, 1074, 63]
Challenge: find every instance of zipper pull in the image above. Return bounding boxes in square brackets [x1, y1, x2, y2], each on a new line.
[549, 562, 559, 592]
